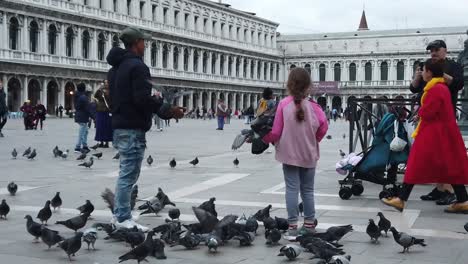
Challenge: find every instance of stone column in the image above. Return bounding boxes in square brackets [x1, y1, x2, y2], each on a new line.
[373, 60, 379, 81]
[198, 91, 203, 108]
[2, 75, 8, 107]
[0, 12, 7, 49]
[259, 61, 265, 80]
[102, 0, 112, 11]
[207, 91, 212, 111]
[156, 5, 164, 24]
[232, 93, 237, 110]
[253, 60, 258, 80]
[266, 62, 271, 81]
[156, 42, 163, 68]
[272, 32, 277, 48]
[23, 76, 29, 102]
[252, 94, 258, 109]
[22, 16, 29, 51]
[272, 63, 277, 81]
[223, 55, 229, 76]
[177, 96, 183, 107]
[215, 53, 221, 75]
[247, 94, 251, 107]
[178, 46, 184, 71]
[76, 27, 82, 58]
[59, 79, 65, 107]
[188, 92, 194, 110]
[90, 29, 97, 60]
[239, 57, 244, 78]
[197, 51, 203, 73]
[188, 48, 194, 72]
[143, 0, 152, 20]
[207, 52, 213, 75]
[239, 93, 244, 110]
[231, 56, 237, 77]
[246, 59, 252, 79]
[406, 59, 413, 80]
[167, 44, 174, 69]
[167, 5, 174, 25]
[59, 24, 65, 56]
[42, 78, 48, 108]
[144, 41, 151, 66]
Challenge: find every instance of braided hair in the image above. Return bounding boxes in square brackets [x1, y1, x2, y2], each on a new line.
[287, 67, 311, 122]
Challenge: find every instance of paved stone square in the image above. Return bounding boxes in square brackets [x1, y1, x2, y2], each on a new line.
[0, 117, 468, 264]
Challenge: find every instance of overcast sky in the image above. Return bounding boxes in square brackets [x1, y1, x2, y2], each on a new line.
[219, 0, 468, 34]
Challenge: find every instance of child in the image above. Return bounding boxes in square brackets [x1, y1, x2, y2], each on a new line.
[262, 67, 328, 237]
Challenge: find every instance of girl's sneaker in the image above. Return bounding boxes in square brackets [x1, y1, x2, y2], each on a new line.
[284, 224, 299, 241]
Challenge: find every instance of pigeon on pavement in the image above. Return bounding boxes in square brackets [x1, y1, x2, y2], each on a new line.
[22, 147, 31, 157]
[77, 200, 94, 215]
[40, 226, 63, 249]
[189, 157, 199, 166]
[124, 229, 146, 248]
[265, 228, 281, 245]
[11, 148, 17, 159]
[298, 202, 304, 216]
[25, 215, 42, 241]
[27, 149, 37, 160]
[147, 155, 153, 166]
[339, 149, 346, 158]
[233, 157, 239, 167]
[0, 199, 10, 219]
[275, 217, 289, 231]
[192, 207, 219, 234]
[101, 188, 115, 213]
[7, 182, 18, 196]
[76, 152, 87, 161]
[113, 152, 120, 160]
[278, 244, 303, 260]
[464, 222, 468, 233]
[36, 200, 52, 225]
[389, 226, 427, 253]
[232, 231, 255, 246]
[60, 149, 69, 159]
[331, 255, 352, 264]
[118, 231, 155, 263]
[58, 232, 83, 261]
[169, 158, 176, 168]
[377, 212, 391, 237]
[171, 231, 202, 249]
[51, 192, 62, 211]
[168, 208, 180, 221]
[253, 204, 272, 221]
[263, 217, 277, 230]
[150, 238, 167, 259]
[198, 197, 217, 217]
[78, 157, 94, 168]
[56, 213, 90, 232]
[83, 227, 98, 250]
[92, 152, 103, 159]
[245, 215, 259, 234]
[366, 219, 381, 243]
[156, 187, 175, 207]
[139, 200, 163, 216]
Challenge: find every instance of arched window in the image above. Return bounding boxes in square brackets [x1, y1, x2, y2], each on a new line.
[174, 11, 180, 27]
[126, 0, 131, 15]
[349, 63, 356, 81]
[193, 50, 199, 72]
[112, 34, 120, 47]
[173, 46, 179, 70]
[97, 33, 105, 61]
[151, 42, 157, 67]
[48, 24, 57, 55]
[290, 64, 296, 70]
[380, 61, 388, 81]
[365, 62, 372, 81]
[334, 63, 341, 81]
[65, 27, 75, 57]
[162, 44, 169, 68]
[276, 64, 280, 81]
[82, 30, 90, 59]
[396, 61, 405, 80]
[319, 63, 326, 81]
[9, 17, 20, 50]
[29, 21, 39, 52]
[250, 60, 254, 78]
[184, 48, 189, 71]
[304, 64, 311, 75]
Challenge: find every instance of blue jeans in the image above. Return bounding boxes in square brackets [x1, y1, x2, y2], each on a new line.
[283, 164, 316, 225]
[113, 129, 146, 222]
[75, 122, 89, 149]
[217, 116, 225, 129]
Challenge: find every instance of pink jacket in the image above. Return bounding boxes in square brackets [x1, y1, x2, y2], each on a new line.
[263, 96, 328, 168]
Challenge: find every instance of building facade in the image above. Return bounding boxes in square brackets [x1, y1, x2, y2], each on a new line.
[0, 0, 283, 114]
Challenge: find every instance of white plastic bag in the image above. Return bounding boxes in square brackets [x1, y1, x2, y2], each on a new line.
[403, 120, 415, 147]
[390, 120, 407, 152]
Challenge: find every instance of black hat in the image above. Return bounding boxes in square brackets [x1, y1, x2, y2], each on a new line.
[119, 27, 151, 46]
[426, 40, 447, 50]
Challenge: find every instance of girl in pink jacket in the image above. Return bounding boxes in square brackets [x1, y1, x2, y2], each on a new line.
[263, 67, 328, 236]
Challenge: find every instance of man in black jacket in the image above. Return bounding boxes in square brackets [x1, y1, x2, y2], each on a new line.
[410, 40, 464, 205]
[74, 83, 92, 153]
[107, 27, 184, 231]
[0, 81, 7, 137]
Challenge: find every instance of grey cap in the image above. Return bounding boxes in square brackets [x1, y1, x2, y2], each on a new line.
[119, 27, 151, 45]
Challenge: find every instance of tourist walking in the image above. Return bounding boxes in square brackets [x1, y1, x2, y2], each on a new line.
[74, 83, 92, 153]
[107, 27, 184, 231]
[93, 81, 113, 148]
[58, 104, 64, 118]
[216, 99, 227, 130]
[409, 39, 464, 205]
[33, 100, 47, 130]
[262, 67, 328, 237]
[382, 59, 468, 214]
[20, 100, 34, 130]
[0, 81, 7, 137]
[256, 87, 276, 117]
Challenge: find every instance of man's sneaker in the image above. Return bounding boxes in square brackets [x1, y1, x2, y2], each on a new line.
[81, 147, 91, 153]
[115, 219, 149, 232]
[420, 188, 446, 201]
[436, 192, 457, 205]
[74, 147, 81, 153]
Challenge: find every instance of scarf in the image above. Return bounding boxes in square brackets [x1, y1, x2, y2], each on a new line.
[412, 77, 445, 138]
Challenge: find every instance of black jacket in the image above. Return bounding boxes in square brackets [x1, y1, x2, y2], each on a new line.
[410, 58, 463, 112]
[0, 89, 7, 116]
[74, 91, 92, 123]
[107, 47, 171, 132]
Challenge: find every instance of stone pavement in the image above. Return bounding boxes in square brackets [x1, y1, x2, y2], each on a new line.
[0, 117, 467, 264]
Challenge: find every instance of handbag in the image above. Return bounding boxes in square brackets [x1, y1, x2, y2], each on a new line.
[390, 120, 407, 152]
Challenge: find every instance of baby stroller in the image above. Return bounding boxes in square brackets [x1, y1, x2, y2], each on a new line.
[336, 112, 411, 200]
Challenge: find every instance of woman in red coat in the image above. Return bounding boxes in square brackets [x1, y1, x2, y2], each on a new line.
[382, 59, 468, 213]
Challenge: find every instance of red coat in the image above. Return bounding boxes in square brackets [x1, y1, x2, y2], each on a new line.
[404, 83, 468, 184]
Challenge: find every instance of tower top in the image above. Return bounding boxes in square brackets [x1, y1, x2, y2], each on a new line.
[358, 10, 369, 31]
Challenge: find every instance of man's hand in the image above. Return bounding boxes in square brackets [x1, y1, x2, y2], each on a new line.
[443, 73, 453, 85]
[170, 106, 185, 119]
[411, 67, 423, 87]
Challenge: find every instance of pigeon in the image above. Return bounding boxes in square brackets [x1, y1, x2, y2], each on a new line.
[169, 158, 176, 168]
[0, 199, 10, 219]
[263, 217, 277, 230]
[11, 148, 17, 159]
[156, 187, 175, 207]
[275, 217, 289, 231]
[198, 197, 217, 217]
[58, 232, 83, 261]
[233, 157, 239, 167]
[366, 219, 381, 243]
[168, 208, 180, 221]
[389, 226, 426, 253]
[139, 200, 163, 216]
[331, 255, 352, 264]
[7, 181, 18, 196]
[90, 144, 99, 150]
[131, 185, 138, 211]
[464, 222, 468, 233]
[22, 147, 31, 157]
[339, 149, 346, 158]
[118, 231, 155, 263]
[51, 192, 62, 211]
[278, 244, 303, 260]
[232, 231, 255, 246]
[231, 129, 253, 150]
[76, 152, 87, 160]
[60, 149, 69, 159]
[298, 202, 304, 216]
[25, 215, 42, 241]
[40, 226, 63, 249]
[78, 157, 94, 168]
[377, 212, 391, 237]
[265, 228, 281, 245]
[296, 236, 344, 253]
[52, 146, 59, 157]
[113, 152, 120, 160]
[305, 240, 345, 263]
[342, 133, 346, 139]
[299, 224, 353, 244]
[192, 206, 219, 234]
[101, 188, 115, 213]
[171, 231, 202, 249]
[245, 216, 259, 234]
[83, 227, 98, 250]
[27, 149, 37, 160]
[56, 149, 63, 157]
[326, 135, 332, 139]
[124, 229, 146, 248]
[92, 152, 103, 159]
[205, 235, 220, 252]
[154, 221, 182, 245]
[56, 213, 90, 232]
[77, 200, 94, 215]
[189, 157, 199, 166]
[150, 238, 167, 259]
[147, 155, 153, 166]
[253, 204, 272, 222]
[36, 200, 52, 225]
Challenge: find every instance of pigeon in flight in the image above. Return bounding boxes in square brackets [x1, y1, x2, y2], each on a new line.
[7, 182, 18, 196]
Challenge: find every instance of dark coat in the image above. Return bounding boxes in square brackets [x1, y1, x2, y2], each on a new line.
[0, 89, 7, 116]
[106, 47, 172, 132]
[74, 92, 92, 123]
